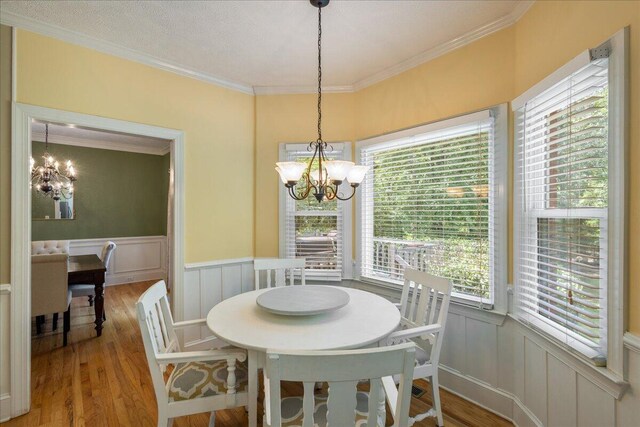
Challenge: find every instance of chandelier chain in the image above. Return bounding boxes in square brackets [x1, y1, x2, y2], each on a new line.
[317, 5, 322, 143]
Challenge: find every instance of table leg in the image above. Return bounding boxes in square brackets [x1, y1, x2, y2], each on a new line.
[94, 277, 105, 337]
[248, 350, 258, 427]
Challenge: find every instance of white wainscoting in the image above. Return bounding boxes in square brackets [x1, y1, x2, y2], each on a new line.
[68, 235, 167, 285]
[183, 258, 254, 348]
[354, 281, 640, 427]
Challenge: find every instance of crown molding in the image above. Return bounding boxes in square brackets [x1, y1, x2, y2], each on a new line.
[253, 85, 354, 95]
[0, 10, 255, 95]
[32, 131, 170, 156]
[351, 0, 534, 91]
[1, 2, 535, 96]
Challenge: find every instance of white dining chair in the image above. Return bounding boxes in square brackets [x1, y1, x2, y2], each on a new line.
[136, 281, 249, 427]
[254, 258, 306, 290]
[265, 343, 416, 427]
[382, 267, 453, 427]
[70, 241, 116, 315]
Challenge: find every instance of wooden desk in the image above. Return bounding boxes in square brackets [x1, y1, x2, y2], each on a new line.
[68, 255, 106, 336]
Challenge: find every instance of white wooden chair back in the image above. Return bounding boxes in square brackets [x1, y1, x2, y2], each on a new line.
[266, 343, 415, 427]
[399, 267, 452, 366]
[254, 258, 306, 290]
[135, 281, 180, 402]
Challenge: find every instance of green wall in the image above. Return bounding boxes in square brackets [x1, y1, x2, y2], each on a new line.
[32, 141, 169, 240]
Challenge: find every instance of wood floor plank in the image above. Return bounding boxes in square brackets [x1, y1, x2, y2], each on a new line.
[2, 280, 512, 427]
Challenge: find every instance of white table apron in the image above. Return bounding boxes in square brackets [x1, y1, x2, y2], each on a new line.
[206, 286, 401, 427]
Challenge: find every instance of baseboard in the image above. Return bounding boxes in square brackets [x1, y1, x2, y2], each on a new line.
[438, 365, 542, 427]
[0, 393, 11, 423]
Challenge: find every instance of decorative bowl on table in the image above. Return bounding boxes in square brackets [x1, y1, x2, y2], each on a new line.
[256, 286, 350, 316]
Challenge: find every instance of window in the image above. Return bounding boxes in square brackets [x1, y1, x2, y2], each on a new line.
[357, 108, 507, 308]
[514, 31, 627, 367]
[279, 143, 352, 281]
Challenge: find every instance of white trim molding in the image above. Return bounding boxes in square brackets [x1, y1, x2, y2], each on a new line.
[10, 103, 185, 419]
[1, 3, 534, 96]
[0, 284, 11, 295]
[624, 333, 640, 354]
[0, 11, 254, 95]
[351, 1, 534, 92]
[31, 131, 170, 156]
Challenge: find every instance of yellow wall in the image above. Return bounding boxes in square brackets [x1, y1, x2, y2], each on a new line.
[254, 93, 355, 257]
[14, 30, 255, 264]
[255, 1, 640, 332]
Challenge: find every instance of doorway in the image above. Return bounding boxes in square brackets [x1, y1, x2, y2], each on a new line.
[10, 103, 185, 418]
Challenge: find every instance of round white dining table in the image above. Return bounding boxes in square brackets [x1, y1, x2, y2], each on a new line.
[206, 286, 401, 427]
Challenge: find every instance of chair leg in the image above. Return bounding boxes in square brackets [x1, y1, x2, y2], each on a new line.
[88, 295, 94, 307]
[52, 313, 59, 330]
[35, 315, 44, 335]
[157, 408, 172, 427]
[63, 305, 70, 346]
[208, 411, 216, 427]
[431, 373, 444, 427]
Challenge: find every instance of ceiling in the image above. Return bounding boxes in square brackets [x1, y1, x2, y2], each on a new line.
[32, 121, 171, 155]
[1, 0, 532, 93]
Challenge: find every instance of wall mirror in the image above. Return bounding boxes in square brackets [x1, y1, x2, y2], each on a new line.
[32, 191, 75, 220]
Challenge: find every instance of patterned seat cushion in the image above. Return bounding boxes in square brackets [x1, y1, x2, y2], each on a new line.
[281, 391, 370, 427]
[168, 359, 248, 402]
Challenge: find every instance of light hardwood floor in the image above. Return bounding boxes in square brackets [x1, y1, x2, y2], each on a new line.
[2, 280, 512, 427]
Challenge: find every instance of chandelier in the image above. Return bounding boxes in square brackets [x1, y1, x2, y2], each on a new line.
[275, 0, 368, 202]
[30, 124, 77, 201]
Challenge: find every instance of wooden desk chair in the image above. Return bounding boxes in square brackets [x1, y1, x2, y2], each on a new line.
[136, 281, 248, 427]
[382, 267, 453, 427]
[265, 343, 415, 427]
[254, 258, 306, 290]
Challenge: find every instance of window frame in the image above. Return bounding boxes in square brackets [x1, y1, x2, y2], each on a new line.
[513, 28, 628, 375]
[355, 105, 508, 311]
[278, 141, 353, 280]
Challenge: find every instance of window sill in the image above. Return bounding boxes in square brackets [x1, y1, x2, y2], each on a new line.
[350, 278, 507, 326]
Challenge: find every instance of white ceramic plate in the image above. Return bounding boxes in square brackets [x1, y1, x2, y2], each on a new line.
[256, 286, 350, 316]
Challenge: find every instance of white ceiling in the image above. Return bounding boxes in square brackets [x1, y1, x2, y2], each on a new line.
[1, 1, 532, 93]
[32, 121, 171, 155]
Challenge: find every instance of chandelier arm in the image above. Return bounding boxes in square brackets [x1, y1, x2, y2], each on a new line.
[333, 184, 357, 201]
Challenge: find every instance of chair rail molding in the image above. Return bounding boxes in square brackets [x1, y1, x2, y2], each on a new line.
[0, 284, 11, 294]
[10, 103, 185, 420]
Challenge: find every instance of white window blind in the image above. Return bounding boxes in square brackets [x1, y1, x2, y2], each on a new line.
[359, 111, 503, 307]
[282, 144, 345, 281]
[515, 58, 609, 360]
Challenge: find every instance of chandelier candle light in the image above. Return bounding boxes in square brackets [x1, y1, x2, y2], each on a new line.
[31, 123, 77, 201]
[275, 0, 368, 202]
